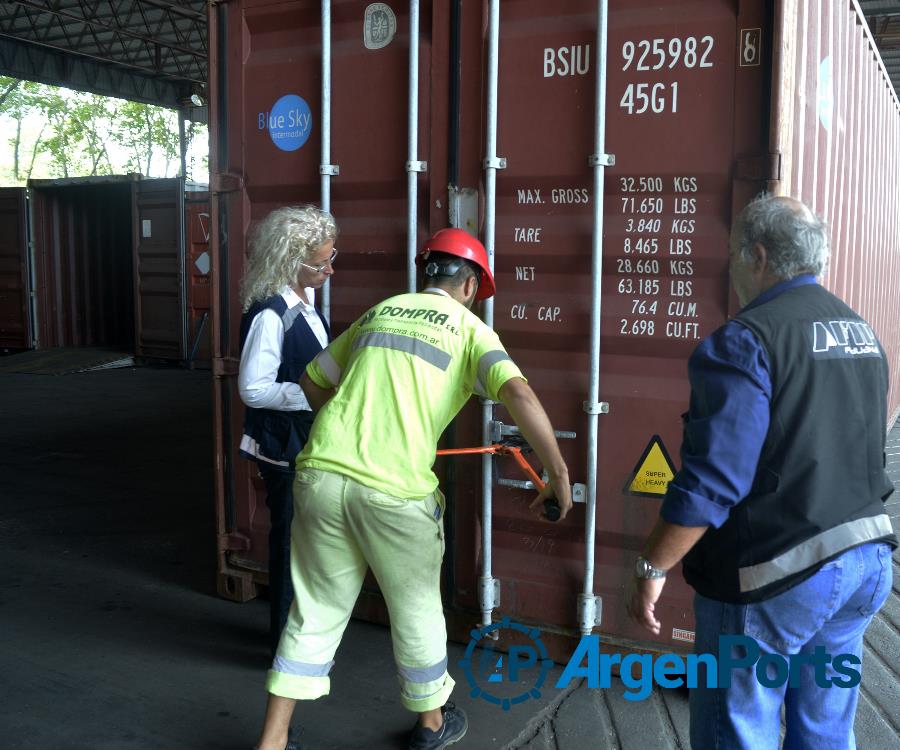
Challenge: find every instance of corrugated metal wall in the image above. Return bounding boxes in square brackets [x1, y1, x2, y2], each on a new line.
[0, 188, 31, 350]
[30, 181, 135, 351]
[186, 192, 212, 365]
[772, 0, 900, 420]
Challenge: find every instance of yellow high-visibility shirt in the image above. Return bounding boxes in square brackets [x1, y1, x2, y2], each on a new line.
[299, 289, 525, 498]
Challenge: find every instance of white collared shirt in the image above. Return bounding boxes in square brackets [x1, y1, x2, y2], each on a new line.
[238, 287, 328, 412]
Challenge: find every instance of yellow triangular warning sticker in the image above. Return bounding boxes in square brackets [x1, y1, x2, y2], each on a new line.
[623, 435, 676, 498]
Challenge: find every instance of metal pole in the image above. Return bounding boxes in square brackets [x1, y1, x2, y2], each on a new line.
[320, 0, 335, 322]
[406, 0, 426, 293]
[579, 0, 612, 635]
[178, 107, 187, 178]
[479, 0, 505, 631]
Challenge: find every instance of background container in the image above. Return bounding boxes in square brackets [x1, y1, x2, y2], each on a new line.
[209, 0, 900, 657]
[30, 176, 136, 351]
[0, 187, 31, 350]
[0, 176, 210, 364]
[185, 188, 212, 366]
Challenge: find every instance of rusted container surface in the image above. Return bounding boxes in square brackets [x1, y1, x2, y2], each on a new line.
[209, 0, 900, 655]
[209, 0, 432, 599]
[0, 188, 31, 350]
[185, 190, 212, 366]
[133, 177, 187, 360]
[447, 0, 769, 652]
[29, 178, 135, 351]
[771, 0, 900, 421]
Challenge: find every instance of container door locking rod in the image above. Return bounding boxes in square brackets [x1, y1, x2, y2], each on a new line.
[436, 437, 562, 521]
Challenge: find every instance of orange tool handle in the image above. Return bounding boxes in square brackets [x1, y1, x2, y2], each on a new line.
[436, 446, 497, 456]
[436, 445, 545, 490]
[504, 447, 546, 490]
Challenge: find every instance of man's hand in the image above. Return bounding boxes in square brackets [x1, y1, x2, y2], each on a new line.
[625, 575, 667, 635]
[528, 475, 573, 521]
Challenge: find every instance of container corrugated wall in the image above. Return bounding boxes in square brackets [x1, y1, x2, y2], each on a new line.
[186, 193, 212, 365]
[0, 188, 31, 350]
[772, 0, 900, 420]
[29, 179, 136, 351]
[209, 0, 900, 656]
[133, 177, 188, 361]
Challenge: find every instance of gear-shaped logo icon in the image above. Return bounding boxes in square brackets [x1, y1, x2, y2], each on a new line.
[459, 617, 554, 711]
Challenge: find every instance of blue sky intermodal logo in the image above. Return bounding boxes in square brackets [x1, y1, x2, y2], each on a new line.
[459, 621, 862, 708]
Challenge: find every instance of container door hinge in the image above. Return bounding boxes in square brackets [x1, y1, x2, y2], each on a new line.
[589, 153, 615, 167]
[578, 593, 602, 633]
[218, 531, 251, 552]
[212, 356, 240, 377]
[211, 172, 244, 194]
[448, 186, 478, 235]
[479, 575, 501, 609]
[735, 152, 782, 182]
[583, 401, 609, 415]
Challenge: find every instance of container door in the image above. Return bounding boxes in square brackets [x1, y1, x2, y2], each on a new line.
[133, 177, 187, 360]
[185, 194, 212, 365]
[0, 187, 32, 350]
[443, 0, 770, 655]
[209, 0, 436, 598]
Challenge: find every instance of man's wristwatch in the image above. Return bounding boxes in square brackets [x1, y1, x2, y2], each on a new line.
[635, 556, 668, 580]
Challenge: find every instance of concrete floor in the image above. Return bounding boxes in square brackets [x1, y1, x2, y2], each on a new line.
[1, 365, 897, 749]
[0, 367, 573, 750]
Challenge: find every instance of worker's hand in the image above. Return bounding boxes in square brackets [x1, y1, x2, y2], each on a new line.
[529, 473, 573, 521]
[624, 575, 666, 635]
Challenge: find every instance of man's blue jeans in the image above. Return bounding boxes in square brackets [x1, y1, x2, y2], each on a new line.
[690, 542, 893, 750]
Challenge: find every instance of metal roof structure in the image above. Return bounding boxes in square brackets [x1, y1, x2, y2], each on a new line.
[860, 0, 900, 101]
[0, 1, 207, 111]
[0, 1, 896, 110]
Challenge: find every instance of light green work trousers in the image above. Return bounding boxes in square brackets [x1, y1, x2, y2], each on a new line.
[266, 467, 455, 712]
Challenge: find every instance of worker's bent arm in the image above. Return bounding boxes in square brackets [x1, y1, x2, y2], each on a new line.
[498, 377, 573, 519]
[300, 372, 336, 413]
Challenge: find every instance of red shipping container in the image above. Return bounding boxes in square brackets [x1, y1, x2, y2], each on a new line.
[209, 0, 900, 658]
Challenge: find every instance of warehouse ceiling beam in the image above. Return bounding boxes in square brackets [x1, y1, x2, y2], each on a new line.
[6, 1, 205, 83]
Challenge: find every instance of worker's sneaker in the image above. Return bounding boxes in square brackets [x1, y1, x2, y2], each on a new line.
[408, 702, 468, 750]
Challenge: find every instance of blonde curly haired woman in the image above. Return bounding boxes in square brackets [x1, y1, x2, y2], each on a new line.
[237, 205, 337, 666]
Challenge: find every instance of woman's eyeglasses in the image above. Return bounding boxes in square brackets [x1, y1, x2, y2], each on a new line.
[300, 248, 338, 274]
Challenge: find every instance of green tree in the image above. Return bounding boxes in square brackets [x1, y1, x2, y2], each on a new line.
[113, 100, 181, 177]
[0, 77, 195, 183]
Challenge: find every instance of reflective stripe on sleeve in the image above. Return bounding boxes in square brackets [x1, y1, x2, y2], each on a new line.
[315, 349, 342, 385]
[475, 349, 512, 396]
[738, 514, 895, 592]
[352, 332, 451, 371]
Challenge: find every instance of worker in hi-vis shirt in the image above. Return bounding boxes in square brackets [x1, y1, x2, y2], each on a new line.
[254, 229, 573, 750]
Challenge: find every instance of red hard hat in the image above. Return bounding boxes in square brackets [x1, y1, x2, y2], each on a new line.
[417, 228, 496, 301]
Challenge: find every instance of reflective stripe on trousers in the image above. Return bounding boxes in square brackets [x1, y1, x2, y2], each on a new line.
[266, 468, 454, 712]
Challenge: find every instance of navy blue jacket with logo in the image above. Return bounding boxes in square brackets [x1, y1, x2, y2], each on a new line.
[664, 279, 897, 602]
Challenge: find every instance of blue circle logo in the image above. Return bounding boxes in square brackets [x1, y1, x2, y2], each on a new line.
[267, 94, 312, 152]
[459, 617, 554, 711]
